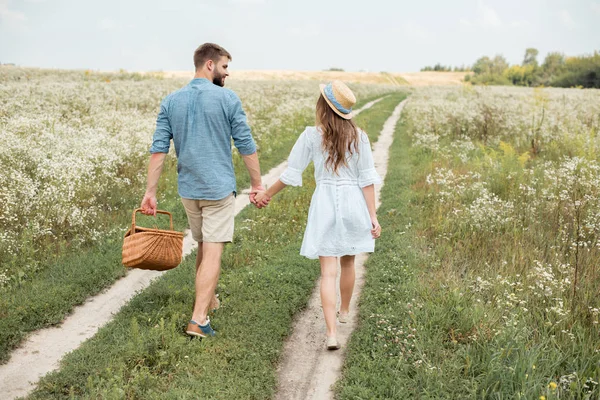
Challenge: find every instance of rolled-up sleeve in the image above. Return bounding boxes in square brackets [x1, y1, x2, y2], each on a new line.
[228, 92, 256, 155]
[280, 129, 312, 187]
[357, 132, 382, 187]
[149, 98, 172, 154]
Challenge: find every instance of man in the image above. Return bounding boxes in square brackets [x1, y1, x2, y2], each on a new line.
[140, 43, 265, 337]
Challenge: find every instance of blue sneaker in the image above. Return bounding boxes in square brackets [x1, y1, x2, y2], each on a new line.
[186, 319, 216, 337]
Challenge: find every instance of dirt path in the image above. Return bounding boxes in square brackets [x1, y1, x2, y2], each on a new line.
[274, 99, 406, 400]
[0, 97, 384, 400]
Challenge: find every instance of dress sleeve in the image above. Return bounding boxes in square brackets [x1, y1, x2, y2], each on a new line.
[357, 132, 382, 187]
[280, 129, 313, 187]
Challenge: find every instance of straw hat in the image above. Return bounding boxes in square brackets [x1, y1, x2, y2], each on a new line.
[319, 80, 356, 120]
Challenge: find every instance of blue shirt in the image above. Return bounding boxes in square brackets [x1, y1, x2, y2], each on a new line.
[149, 78, 257, 200]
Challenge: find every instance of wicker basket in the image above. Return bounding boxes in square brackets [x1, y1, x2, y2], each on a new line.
[122, 208, 183, 271]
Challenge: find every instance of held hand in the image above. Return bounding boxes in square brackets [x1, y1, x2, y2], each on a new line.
[140, 193, 157, 216]
[371, 218, 381, 239]
[253, 190, 271, 209]
[249, 185, 265, 205]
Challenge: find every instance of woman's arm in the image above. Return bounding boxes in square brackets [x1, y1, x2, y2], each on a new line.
[361, 184, 381, 239]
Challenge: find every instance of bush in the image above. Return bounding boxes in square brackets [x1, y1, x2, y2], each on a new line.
[469, 73, 512, 86]
[550, 53, 600, 88]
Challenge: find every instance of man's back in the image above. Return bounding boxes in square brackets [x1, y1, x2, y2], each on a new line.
[150, 78, 256, 200]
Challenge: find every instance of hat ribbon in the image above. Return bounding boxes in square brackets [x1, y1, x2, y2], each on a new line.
[324, 84, 352, 114]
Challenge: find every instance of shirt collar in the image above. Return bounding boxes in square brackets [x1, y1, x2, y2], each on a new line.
[189, 78, 211, 86]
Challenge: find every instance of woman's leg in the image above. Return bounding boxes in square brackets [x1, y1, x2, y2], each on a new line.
[319, 256, 338, 337]
[339, 255, 355, 315]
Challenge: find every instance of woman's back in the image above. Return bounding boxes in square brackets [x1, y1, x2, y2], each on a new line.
[285, 126, 379, 189]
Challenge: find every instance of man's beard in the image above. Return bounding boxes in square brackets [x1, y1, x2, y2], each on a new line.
[213, 71, 226, 87]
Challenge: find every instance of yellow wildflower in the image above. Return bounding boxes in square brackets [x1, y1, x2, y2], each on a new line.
[549, 382, 557, 390]
[540, 396, 546, 400]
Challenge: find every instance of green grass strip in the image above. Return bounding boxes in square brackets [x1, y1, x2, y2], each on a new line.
[25, 98, 404, 399]
[335, 115, 600, 398]
[334, 116, 449, 398]
[353, 91, 393, 110]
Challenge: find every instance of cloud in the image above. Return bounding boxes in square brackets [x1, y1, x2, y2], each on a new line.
[459, 18, 473, 27]
[229, 0, 265, 4]
[98, 18, 118, 31]
[510, 20, 530, 29]
[287, 22, 320, 38]
[401, 21, 434, 41]
[0, 0, 25, 21]
[460, 3, 532, 33]
[459, 2, 502, 30]
[478, 2, 502, 27]
[0, 0, 28, 31]
[558, 9, 576, 29]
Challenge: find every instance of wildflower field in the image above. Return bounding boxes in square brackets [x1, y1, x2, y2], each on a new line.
[0, 67, 392, 287]
[338, 86, 600, 399]
[3, 65, 600, 399]
[0, 66, 397, 361]
[9, 71, 403, 397]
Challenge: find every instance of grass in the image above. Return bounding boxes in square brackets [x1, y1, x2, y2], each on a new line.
[0, 88, 405, 365]
[23, 95, 406, 399]
[27, 170, 317, 399]
[335, 113, 600, 399]
[1, 89, 359, 363]
[0, 114, 312, 363]
[0, 160, 179, 364]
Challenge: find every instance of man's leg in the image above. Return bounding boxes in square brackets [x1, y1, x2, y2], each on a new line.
[195, 243, 203, 272]
[191, 242, 224, 325]
[193, 243, 219, 312]
[186, 193, 234, 335]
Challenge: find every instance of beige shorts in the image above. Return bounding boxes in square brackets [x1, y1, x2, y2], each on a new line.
[181, 193, 235, 243]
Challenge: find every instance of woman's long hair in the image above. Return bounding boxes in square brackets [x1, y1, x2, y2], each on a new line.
[316, 94, 360, 174]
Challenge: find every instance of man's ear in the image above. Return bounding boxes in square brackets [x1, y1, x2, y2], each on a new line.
[206, 59, 214, 72]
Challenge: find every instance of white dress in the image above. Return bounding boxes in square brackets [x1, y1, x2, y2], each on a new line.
[279, 126, 382, 259]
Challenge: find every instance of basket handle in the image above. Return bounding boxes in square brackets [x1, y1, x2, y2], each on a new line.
[131, 208, 174, 232]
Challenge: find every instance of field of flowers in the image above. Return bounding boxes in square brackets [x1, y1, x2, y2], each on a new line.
[0, 66, 395, 289]
[406, 86, 600, 324]
[338, 85, 600, 399]
[18, 87, 406, 399]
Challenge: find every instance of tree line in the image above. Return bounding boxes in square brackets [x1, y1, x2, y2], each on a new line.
[421, 49, 599, 88]
[463, 48, 600, 88]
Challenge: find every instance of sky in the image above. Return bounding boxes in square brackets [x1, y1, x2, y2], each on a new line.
[0, 0, 599, 73]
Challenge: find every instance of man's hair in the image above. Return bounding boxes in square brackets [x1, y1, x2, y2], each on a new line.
[193, 43, 232, 70]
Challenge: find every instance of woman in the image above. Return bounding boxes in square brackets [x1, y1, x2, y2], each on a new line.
[254, 80, 381, 349]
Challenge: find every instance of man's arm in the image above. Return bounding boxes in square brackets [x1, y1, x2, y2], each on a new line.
[228, 93, 265, 205]
[241, 152, 267, 206]
[242, 152, 261, 187]
[140, 152, 167, 216]
[142, 97, 172, 215]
